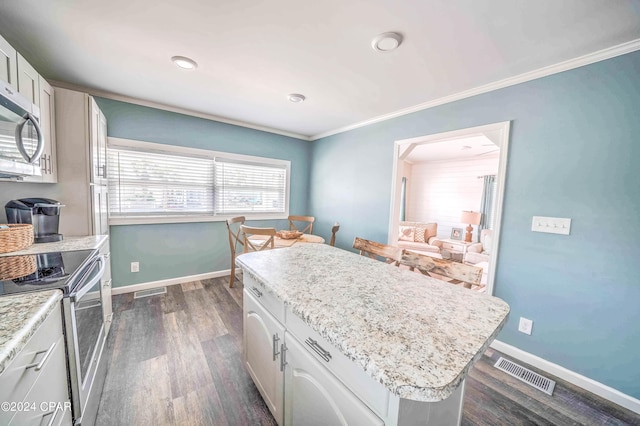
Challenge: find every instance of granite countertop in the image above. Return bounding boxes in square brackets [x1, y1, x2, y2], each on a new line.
[0, 235, 108, 257]
[236, 244, 510, 402]
[0, 290, 63, 375]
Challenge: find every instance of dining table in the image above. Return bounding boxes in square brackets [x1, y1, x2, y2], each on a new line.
[248, 233, 325, 249]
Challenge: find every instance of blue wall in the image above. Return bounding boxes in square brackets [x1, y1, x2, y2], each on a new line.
[309, 52, 640, 399]
[95, 98, 311, 287]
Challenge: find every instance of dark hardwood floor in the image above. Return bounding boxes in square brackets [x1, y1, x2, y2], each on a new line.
[96, 277, 640, 426]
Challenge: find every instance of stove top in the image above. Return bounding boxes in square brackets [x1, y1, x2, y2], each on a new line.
[0, 249, 98, 296]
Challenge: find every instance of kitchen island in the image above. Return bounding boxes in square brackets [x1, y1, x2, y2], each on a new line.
[237, 243, 510, 425]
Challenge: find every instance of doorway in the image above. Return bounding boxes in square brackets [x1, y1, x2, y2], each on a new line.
[389, 121, 510, 294]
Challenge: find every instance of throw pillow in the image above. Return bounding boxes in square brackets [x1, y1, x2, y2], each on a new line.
[398, 226, 415, 241]
[414, 226, 426, 243]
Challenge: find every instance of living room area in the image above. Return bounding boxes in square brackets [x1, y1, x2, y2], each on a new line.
[390, 122, 507, 290]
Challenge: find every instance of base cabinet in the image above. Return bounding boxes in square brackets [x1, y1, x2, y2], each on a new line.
[284, 333, 384, 426]
[243, 288, 285, 425]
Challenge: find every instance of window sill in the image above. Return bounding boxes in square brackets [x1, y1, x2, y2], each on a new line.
[109, 214, 288, 226]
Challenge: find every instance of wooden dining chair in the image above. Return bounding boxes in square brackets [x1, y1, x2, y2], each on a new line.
[329, 222, 340, 247]
[241, 225, 277, 253]
[352, 237, 402, 265]
[399, 250, 483, 289]
[226, 216, 246, 288]
[288, 215, 315, 234]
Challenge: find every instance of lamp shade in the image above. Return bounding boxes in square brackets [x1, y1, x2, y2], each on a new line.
[461, 211, 481, 225]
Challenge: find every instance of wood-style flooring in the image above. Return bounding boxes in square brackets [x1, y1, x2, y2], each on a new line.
[96, 276, 640, 426]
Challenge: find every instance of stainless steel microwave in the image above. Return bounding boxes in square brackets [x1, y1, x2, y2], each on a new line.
[0, 79, 43, 178]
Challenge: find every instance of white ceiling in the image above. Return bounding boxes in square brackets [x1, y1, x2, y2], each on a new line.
[405, 135, 498, 163]
[1, 0, 639, 140]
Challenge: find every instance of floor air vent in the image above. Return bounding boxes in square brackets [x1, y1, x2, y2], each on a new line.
[133, 287, 167, 299]
[494, 357, 556, 395]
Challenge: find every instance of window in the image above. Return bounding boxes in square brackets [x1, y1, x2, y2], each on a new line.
[107, 138, 290, 224]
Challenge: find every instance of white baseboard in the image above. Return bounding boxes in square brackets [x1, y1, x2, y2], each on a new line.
[111, 269, 231, 295]
[490, 340, 640, 415]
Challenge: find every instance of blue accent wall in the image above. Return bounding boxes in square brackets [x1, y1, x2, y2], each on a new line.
[95, 98, 311, 288]
[309, 52, 640, 399]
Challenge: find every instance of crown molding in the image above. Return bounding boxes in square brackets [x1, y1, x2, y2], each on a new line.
[310, 39, 640, 141]
[48, 80, 312, 142]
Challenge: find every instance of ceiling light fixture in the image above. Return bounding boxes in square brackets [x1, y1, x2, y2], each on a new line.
[371, 32, 403, 52]
[287, 93, 306, 103]
[171, 56, 198, 70]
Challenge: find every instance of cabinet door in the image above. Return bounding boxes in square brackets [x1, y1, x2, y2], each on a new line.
[284, 334, 384, 426]
[89, 97, 107, 184]
[16, 53, 39, 107]
[244, 289, 285, 425]
[91, 184, 109, 236]
[0, 34, 17, 88]
[23, 77, 57, 183]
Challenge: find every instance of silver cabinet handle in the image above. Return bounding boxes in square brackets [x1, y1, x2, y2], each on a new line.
[305, 338, 332, 362]
[272, 333, 280, 361]
[47, 154, 53, 174]
[25, 341, 56, 371]
[251, 286, 262, 298]
[280, 342, 288, 372]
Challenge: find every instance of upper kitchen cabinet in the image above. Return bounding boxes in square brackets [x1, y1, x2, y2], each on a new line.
[16, 53, 39, 107]
[0, 34, 17, 88]
[89, 97, 108, 185]
[23, 77, 58, 183]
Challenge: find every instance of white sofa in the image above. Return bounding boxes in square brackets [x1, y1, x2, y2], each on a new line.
[397, 221, 442, 256]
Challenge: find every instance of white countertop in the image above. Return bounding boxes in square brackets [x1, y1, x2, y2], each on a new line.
[0, 235, 108, 257]
[236, 243, 510, 402]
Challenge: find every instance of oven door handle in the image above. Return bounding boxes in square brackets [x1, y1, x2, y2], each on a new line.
[71, 256, 105, 303]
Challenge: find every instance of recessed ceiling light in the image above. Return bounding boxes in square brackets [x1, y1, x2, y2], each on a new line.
[171, 56, 198, 70]
[287, 93, 306, 103]
[371, 32, 403, 52]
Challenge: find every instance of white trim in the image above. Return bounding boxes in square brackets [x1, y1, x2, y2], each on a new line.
[109, 214, 286, 226]
[111, 270, 230, 295]
[49, 80, 311, 141]
[490, 340, 640, 415]
[311, 39, 640, 140]
[388, 121, 510, 296]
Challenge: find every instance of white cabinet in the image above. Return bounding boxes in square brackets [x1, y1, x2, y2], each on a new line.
[243, 284, 385, 426]
[89, 97, 107, 184]
[243, 288, 285, 425]
[0, 34, 17, 88]
[99, 238, 113, 334]
[23, 77, 57, 183]
[0, 304, 72, 426]
[16, 53, 39, 108]
[54, 88, 109, 237]
[284, 334, 384, 426]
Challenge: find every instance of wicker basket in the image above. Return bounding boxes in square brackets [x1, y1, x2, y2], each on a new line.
[0, 224, 34, 254]
[0, 254, 37, 280]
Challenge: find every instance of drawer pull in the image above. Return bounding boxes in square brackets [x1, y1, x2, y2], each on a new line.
[280, 342, 288, 372]
[251, 286, 263, 298]
[25, 341, 56, 371]
[305, 338, 332, 362]
[272, 333, 280, 361]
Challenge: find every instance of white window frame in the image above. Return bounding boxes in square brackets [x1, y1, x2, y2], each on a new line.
[107, 137, 291, 225]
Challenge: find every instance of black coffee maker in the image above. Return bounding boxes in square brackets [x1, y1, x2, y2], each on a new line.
[5, 198, 64, 243]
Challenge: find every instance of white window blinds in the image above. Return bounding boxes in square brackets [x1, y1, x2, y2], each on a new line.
[214, 159, 287, 215]
[107, 139, 290, 222]
[108, 148, 215, 217]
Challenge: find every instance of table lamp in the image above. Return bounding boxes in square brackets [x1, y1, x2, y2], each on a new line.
[461, 211, 481, 243]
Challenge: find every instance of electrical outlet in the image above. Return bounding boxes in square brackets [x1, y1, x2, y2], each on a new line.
[130, 262, 139, 273]
[518, 317, 533, 335]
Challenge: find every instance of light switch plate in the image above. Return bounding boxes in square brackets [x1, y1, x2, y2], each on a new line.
[531, 216, 571, 235]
